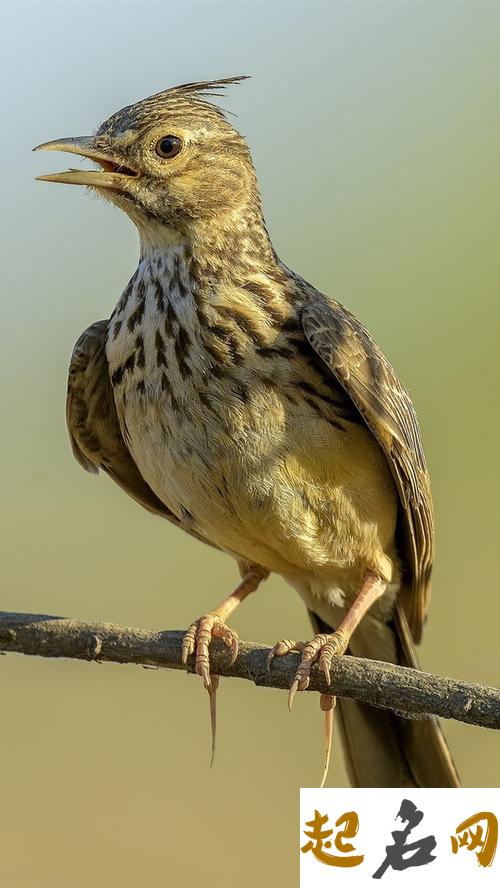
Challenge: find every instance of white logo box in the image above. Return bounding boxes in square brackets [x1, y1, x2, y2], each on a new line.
[300, 788, 500, 886]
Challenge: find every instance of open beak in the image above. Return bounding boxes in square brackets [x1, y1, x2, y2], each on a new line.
[33, 136, 138, 188]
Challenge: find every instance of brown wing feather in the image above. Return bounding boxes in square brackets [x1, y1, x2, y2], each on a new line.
[302, 298, 434, 642]
[66, 320, 214, 550]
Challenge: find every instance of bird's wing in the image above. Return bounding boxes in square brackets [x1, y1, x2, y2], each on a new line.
[301, 297, 434, 642]
[66, 319, 215, 548]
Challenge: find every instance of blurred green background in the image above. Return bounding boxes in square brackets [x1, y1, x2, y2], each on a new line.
[1, 1, 500, 885]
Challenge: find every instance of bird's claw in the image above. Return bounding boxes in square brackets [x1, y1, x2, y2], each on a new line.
[319, 693, 336, 789]
[318, 630, 349, 685]
[182, 614, 239, 691]
[208, 674, 219, 769]
[268, 631, 343, 787]
[266, 639, 305, 671]
[286, 633, 330, 709]
[268, 630, 348, 709]
[182, 614, 239, 769]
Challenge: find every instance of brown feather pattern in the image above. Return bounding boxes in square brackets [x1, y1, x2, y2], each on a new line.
[302, 299, 434, 642]
[66, 320, 216, 550]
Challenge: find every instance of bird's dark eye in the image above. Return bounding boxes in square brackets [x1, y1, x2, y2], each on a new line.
[155, 136, 182, 159]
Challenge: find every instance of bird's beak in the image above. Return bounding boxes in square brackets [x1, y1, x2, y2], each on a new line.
[33, 136, 138, 187]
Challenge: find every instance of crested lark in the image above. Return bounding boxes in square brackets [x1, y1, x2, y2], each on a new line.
[36, 77, 459, 787]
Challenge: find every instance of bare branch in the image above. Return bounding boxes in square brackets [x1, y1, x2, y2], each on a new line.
[0, 610, 498, 730]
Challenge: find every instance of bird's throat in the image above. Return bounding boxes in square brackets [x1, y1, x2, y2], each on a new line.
[136, 199, 276, 284]
[138, 220, 188, 261]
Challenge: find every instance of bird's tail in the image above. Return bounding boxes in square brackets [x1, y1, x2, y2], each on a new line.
[309, 606, 460, 787]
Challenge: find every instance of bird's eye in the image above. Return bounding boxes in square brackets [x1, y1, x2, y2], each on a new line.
[155, 136, 182, 159]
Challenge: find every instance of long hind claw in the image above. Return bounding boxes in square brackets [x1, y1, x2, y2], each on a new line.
[319, 694, 336, 788]
[182, 617, 237, 770]
[180, 568, 267, 772]
[182, 615, 239, 691]
[208, 674, 219, 769]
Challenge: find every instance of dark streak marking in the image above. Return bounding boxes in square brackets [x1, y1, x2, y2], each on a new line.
[164, 300, 178, 336]
[155, 329, 167, 367]
[154, 279, 166, 311]
[177, 324, 192, 351]
[111, 365, 124, 387]
[216, 304, 268, 348]
[198, 389, 219, 416]
[256, 345, 294, 359]
[123, 352, 136, 374]
[135, 334, 146, 369]
[127, 281, 146, 333]
[174, 327, 191, 379]
[231, 380, 250, 403]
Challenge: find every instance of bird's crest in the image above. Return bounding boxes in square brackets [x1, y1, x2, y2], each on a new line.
[98, 76, 250, 137]
[164, 75, 249, 102]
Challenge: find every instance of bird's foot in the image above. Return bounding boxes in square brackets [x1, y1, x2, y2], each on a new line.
[180, 566, 267, 768]
[182, 613, 239, 692]
[182, 613, 239, 769]
[267, 633, 342, 787]
[268, 630, 348, 710]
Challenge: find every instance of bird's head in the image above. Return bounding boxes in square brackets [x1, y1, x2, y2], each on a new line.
[34, 77, 261, 243]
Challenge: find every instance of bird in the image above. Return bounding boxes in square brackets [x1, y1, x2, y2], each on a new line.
[35, 76, 460, 787]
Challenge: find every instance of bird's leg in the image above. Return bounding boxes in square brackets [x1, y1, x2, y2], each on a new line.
[182, 565, 268, 764]
[318, 570, 387, 682]
[267, 569, 386, 786]
[269, 570, 387, 706]
[182, 566, 267, 689]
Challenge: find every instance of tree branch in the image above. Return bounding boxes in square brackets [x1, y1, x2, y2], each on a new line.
[0, 610, 498, 729]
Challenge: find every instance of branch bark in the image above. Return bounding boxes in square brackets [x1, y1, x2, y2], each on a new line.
[0, 610, 498, 730]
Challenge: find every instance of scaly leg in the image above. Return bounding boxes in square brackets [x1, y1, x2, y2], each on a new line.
[268, 570, 386, 786]
[182, 565, 268, 764]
